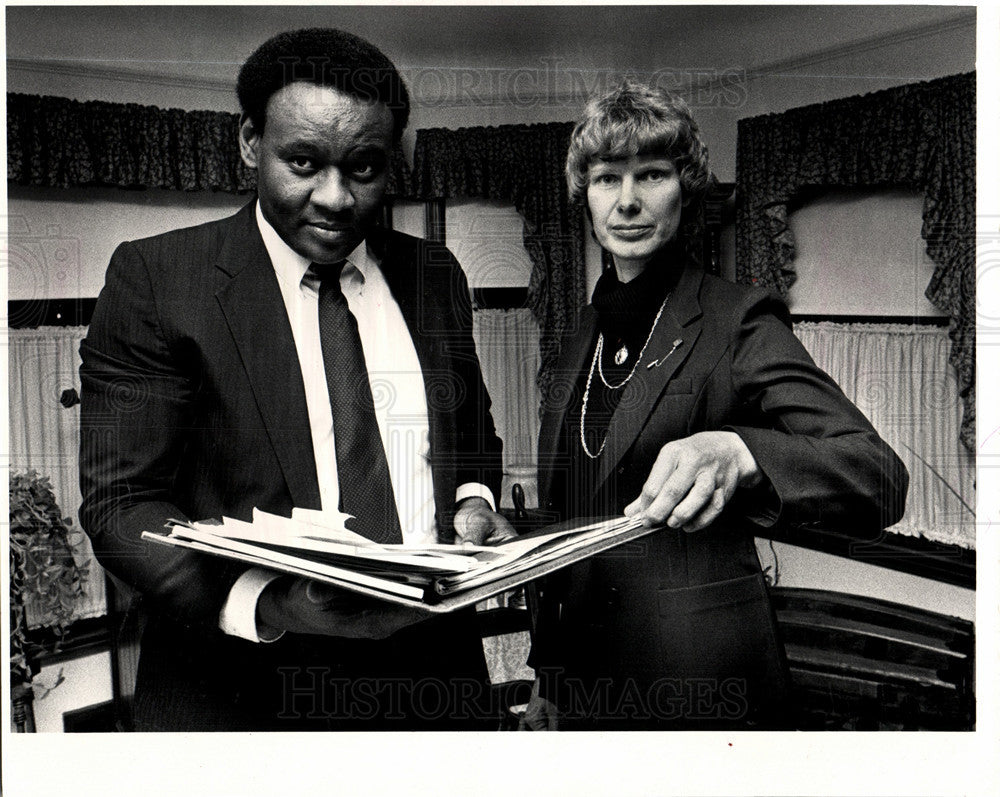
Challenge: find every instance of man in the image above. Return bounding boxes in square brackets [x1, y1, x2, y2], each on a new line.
[79, 28, 512, 731]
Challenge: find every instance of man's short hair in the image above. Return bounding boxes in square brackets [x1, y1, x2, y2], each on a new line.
[237, 27, 410, 141]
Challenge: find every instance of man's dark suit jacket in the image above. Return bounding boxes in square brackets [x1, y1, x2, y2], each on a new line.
[533, 264, 909, 730]
[79, 202, 503, 730]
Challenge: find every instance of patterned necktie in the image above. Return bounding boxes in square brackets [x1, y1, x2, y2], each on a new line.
[314, 261, 403, 544]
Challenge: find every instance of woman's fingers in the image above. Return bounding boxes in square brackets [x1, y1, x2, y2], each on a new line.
[663, 469, 717, 527]
[681, 486, 728, 532]
[624, 443, 680, 518]
[625, 432, 749, 529]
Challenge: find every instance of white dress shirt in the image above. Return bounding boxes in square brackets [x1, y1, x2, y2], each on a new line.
[220, 204, 495, 641]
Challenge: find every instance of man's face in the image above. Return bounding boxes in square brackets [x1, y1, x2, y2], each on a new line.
[239, 82, 394, 264]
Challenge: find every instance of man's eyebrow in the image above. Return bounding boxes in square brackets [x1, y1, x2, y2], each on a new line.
[275, 138, 324, 153]
[347, 145, 389, 157]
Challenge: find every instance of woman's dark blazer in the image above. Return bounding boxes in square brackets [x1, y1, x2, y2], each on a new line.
[533, 264, 909, 729]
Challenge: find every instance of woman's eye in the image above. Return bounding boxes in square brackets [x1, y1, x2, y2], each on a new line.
[591, 173, 619, 186]
[642, 170, 667, 182]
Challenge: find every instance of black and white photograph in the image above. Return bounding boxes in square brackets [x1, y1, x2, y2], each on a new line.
[2, 3, 995, 795]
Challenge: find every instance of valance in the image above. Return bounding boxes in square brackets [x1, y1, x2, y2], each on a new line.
[6, 93, 414, 197]
[735, 73, 976, 449]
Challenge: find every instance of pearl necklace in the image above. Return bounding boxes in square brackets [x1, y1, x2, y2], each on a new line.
[580, 295, 669, 459]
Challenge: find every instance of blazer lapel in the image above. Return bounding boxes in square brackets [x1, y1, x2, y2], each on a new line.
[213, 204, 321, 510]
[594, 266, 705, 489]
[373, 230, 455, 520]
[537, 305, 598, 506]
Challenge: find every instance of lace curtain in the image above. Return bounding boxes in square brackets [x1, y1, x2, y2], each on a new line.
[8, 326, 107, 621]
[471, 309, 542, 508]
[736, 73, 976, 450]
[412, 123, 586, 404]
[793, 322, 974, 549]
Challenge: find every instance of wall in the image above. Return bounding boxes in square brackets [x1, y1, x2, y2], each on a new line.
[784, 189, 946, 317]
[755, 540, 974, 622]
[8, 186, 247, 301]
[27, 652, 113, 733]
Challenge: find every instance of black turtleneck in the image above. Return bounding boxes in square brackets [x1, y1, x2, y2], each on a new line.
[554, 243, 686, 516]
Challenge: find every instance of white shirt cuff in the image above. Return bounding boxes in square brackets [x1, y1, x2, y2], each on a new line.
[218, 567, 286, 643]
[456, 482, 496, 512]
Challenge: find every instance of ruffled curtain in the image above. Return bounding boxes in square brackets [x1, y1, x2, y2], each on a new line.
[8, 326, 107, 622]
[794, 322, 974, 549]
[471, 309, 542, 508]
[411, 122, 586, 403]
[6, 93, 413, 197]
[736, 73, 975, 450]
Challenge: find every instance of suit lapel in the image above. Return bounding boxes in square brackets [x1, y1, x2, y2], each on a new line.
[214, 204, 321, 510]
[373, 230, 455, 520]
[594, 266, 705, 489]
[537, 305, 598, 505]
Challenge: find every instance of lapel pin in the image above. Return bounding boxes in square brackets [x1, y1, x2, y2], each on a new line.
[647, 338, 684, 369]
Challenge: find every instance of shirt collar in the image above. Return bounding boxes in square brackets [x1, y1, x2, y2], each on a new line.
[254, 201, 374, 290]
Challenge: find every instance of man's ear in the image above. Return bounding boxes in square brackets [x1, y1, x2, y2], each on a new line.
[238, 114, 260, 169]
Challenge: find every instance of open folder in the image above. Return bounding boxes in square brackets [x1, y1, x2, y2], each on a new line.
[141, 509, 663, 613]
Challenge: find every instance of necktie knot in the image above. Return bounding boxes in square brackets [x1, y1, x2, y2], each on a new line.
[311, 260, 347, 289]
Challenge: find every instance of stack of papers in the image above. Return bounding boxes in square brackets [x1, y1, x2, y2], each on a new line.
[141, 509, 662, 613]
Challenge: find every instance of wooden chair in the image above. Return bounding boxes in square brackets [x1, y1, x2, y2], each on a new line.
[769, 587, 974, 730]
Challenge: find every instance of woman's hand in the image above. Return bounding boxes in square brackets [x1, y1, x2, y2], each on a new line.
[624, 431, 761, 532]
[453, 497, 517, 546]
[518, 677, 559, 730]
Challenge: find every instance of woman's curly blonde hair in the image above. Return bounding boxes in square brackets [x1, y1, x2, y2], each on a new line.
[566, 80, 711, 214]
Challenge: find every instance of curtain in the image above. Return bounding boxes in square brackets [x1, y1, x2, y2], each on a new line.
[6, 93, 414, 197]
[736, 73, 976, 450]
[8, 327, 107, 621]
[471, 309, 542, 508]
[793, 322, 974, 549]
[412, 123, 586, 404]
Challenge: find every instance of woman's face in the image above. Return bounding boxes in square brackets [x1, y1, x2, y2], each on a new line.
[587, 154, 684, 280]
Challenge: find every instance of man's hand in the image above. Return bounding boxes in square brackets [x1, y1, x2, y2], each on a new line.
[518, 677, 559, 731]
[256, 576, 432, 640]
[624, 431, 761, 532]
[453, 497, 517, 546]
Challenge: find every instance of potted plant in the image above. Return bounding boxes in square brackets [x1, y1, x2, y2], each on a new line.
[9, 469, 88, 731]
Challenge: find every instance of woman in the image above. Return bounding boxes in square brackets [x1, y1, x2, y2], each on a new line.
[521, 82, 908, 730]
